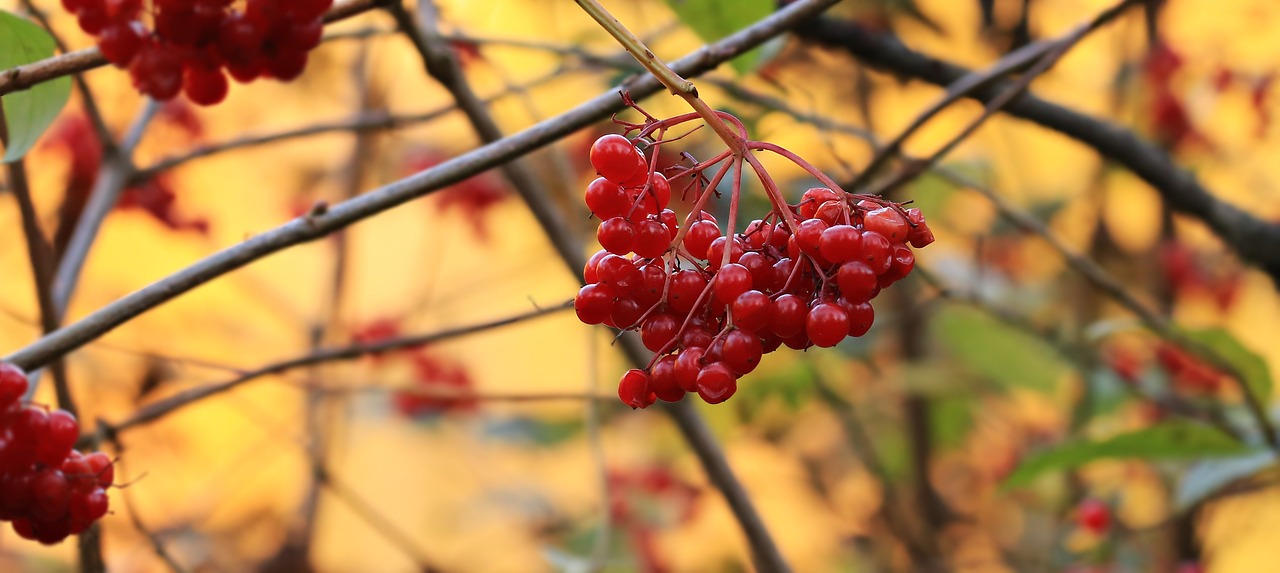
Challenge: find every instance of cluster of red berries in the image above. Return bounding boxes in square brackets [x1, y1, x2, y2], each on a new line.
[574, 134, 934, 408]
[62, 0, 333, 105]
[0, 364, 113, 545]
[1154, 342, 1223, 393]
[351, 320, 478, 416]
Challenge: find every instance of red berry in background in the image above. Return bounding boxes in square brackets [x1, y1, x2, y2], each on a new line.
[83, 453, 115, 488]
[1076, 498, 1111, 534]
[183, 64, 229, 106]
[98, 20, 147, 67]
[618, 369, 654, 409]
[591, 134, 643, 183]
[130, 45, 184, 100]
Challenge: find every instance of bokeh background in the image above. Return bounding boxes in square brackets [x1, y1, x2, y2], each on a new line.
[1, 0, 1279, 571]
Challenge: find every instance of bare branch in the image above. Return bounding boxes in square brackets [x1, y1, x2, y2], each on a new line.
[795, 11, 1280, 284]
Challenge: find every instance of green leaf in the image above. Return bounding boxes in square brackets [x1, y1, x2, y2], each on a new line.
[1185, 328, 1272, 406]
[0, 10, 71, 163]
[1004, 421, 1250, 488]
[664, 0, 774, 75]
[933, 305, 1068, 392]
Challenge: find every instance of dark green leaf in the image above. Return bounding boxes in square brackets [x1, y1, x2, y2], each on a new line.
[664, 0, 775, 75]
[1004, 421, 1250, 488]
[0, 10, 70, 162]
[1185, 328, 1272, 407]
[933, 306, 1068, 392]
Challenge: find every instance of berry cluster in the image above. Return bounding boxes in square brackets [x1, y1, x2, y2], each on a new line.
[61, 0, 333, 105]
[1155, 342, 1223, 393]
[351, 320, 478, 416]
[0, 364, 113, 545]
[574, 131, 933, 408]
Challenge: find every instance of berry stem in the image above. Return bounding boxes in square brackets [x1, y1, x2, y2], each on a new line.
[573, 0, 748, 154]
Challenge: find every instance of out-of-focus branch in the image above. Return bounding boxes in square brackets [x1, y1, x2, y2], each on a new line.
[133, 65, 569, 182]
[85, 302, 570, 442]
[794, 11, 1280, 285]
[0, 0, 390, 97]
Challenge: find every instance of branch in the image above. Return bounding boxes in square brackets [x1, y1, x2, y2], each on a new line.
[0, 0, 389, 97]
[86, 302, 570, 440]
[794, 14, 1280, 285]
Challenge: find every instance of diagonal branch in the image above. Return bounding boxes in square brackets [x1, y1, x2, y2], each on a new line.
[794, 15, 1280, 285]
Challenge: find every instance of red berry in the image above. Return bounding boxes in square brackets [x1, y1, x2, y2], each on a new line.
[575, 284, 613, 325]
[584, 250, 608, 283]
[836, 261, 878, 304]
[265, 49, 309, 81]
[859, 231, 893, 274]
[770, 294, 808, 338]
[667, 270, 708, 316]
[98, 20, 147, 67]
[683, 220, 721, 260]
[794, 219, 828, 255]
[32, 468, 70, 519]
[618, 369, 654, 409]
[806, 303, 849, 348]
[864, 207, 909, 243]
[695, 362, 737, 404]
[705, 236, 744, 271]
[731, 290, 771, 333]
[590, 134, 642, 183]
[183, 64, 229, 106]
[130, 44, 184, 100]
[844, 300, 874, 337]
[1076, 499, 1111, 533]
[721, 330, 763, 375]
[597, 217, 636, 255]
[0, 363, 28, 408]
[713, 263, 753, 304]
[634, 263, 666, 306]
[633, 219, 670, 259]
[674, 348, 705, 392]
[595, 254, 641, 294]
[818, 224, 862, 263]
[38, 410, 80, 467]
[640, 314, 679, 353]
[585, 177, 628, 220]
[905, 208, 935, 248]
[610, 297, 644, 329]
[649, 356, 684, 402]
[84, 452, 114, 488]
[799, 187, 840, 219]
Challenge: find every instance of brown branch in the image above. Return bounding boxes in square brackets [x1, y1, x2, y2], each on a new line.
[794, 9, 1280, 285]
[87, 301, 570, 441]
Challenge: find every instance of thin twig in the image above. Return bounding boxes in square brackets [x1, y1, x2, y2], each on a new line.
[795, 8, 1280, 284]
[88, 302, 571, 440]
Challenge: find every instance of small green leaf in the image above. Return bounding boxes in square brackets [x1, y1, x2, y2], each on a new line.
[933, 305, 1068, 392]
[1004, 421, 1250, 488]
[0, 10, 71, 162]
[664, 0, 774, 75]
[1185, 328, 1272, 405]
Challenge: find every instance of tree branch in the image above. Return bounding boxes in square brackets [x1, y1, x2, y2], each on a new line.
[794, 15, 1280, 285]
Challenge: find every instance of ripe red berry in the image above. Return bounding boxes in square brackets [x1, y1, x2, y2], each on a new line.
[1076, 499, 1111, 533]
[794, 219, 828, 255]
[705, 236, 745, 272]
[713, 263, 753, 304]
[183, 64, 229, 106]
[595, 254, 641, 294]
[83, 452, 114, 488]
[618, 369, 655, 409]
[633, 219, 670, 259]
[859, 231, 893, 274]
[721, 330, 763, 375]
[585, 177, 628, 220]
[770, 294, 808, 338]
[806, 303, 849, 348]
[648, 356, 684, 403]
[864, 207, 909, 243]
[683, 220, 721, 260]
[667, 270, 708, 316]
[844, 300, 874, 337]
[836, 261, 878, 304]
[640, 314, 679, 353]
[674, 347, 705, 392]
[799, 187, 840, 219]
[598, 217, 637, 255]
[731, 290, 771, 333]
[0, 364, 29, 407]
[590, 134, 643, 183]
[695, 362, 737, 404]
[130, 45, 183, 100]
[574, 284, 613, 325]
[98, 20, 147, 67]
[818, 224, 862, 263]
[38, 411, 80, 468]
